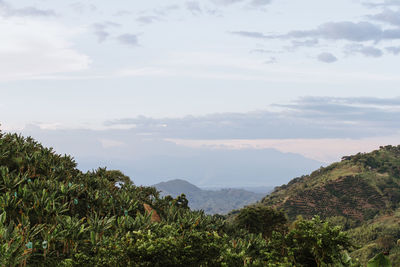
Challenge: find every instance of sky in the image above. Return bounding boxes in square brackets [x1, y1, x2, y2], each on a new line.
[1, 0, 400, 187]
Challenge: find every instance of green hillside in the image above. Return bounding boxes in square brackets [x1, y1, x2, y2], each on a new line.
[261, 145, 400, 265]
[154, 179, 265, 214]
[0, 131, 359, 266]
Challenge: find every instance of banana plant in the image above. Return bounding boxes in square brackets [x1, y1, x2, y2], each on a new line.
[0, 211, 44, 266]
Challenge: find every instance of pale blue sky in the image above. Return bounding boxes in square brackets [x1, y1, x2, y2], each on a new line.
[1, 0, 400, 186]
[1, 0, 400, 128]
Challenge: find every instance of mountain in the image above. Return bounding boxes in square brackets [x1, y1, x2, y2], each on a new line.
[154, 179, 202, 195]
[260, 145, 400, 265]
[154, 179, 265, 214]
[22, 126, 323, 187]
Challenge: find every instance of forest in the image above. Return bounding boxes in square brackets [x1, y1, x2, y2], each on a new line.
[0, 131, 394, 266]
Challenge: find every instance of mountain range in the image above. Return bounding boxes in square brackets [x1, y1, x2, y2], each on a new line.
[153, 179, 267, 214]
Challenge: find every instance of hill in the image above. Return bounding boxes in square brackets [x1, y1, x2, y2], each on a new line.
[260, 145, 400, 265]
[0, 131, 360, 266]
[154, 179, 265, 214]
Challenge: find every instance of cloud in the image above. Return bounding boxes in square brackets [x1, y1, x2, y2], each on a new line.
[264, 57, 277, 64]
[133, 5, 179, 25]
[118, 34, 139, 46]
[186, 1, 202, 15]
[234, 21, 400, 42]
[70, 2, 97, 14]
[249, 0, 272, 7]
[231, 31, 268, 39]
[136, 15, 160, 24]
[285, 21, 388, 42]
[345, 44, 383, 57]
[152, 5, 180, 16]
[317, 52, 338, 63]
[250, 49, 276, 54]
[368, 9, 400, 26]
[105, 97, 400, 140]
[363, 0, 400, 7]
[213, 0, 244, 5]
[93, 22, 120, 43]
[0, 1, 56, 17]
[0, 17, 90, 81]
[386, 46, 400, 54]
[212, 0, 272, 7]
[114, 10, 132, 16]
[291, 39, 319, 48]
[285, 39, 319, 52]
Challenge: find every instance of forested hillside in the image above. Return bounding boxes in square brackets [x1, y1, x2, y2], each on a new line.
[261, 145, 400, 265]
[0, 131, 360, 266]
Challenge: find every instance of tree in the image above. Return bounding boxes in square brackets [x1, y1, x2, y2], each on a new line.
[285, 216, 355, 267]
[234, 205, 287, 238]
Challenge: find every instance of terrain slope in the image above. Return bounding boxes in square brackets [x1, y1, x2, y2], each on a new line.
[261, 145, 400, 264]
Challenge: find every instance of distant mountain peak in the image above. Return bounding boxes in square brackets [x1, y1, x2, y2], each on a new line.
[153, 179, 201, 195]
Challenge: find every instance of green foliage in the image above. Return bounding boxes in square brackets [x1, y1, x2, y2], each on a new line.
[234, 205, 287, 238]
[0, 131, 359, 266]
[285, 216, 355, 267]
[367, 252, 392, 267]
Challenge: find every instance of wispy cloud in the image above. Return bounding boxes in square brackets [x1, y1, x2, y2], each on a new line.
[93, 22, 120, 43]
[264, 57, 277, 64]
[133, 5, 180, 25]
[345, 44, 383, 57]
[186, 1, 203, 15]
[0, 1, 56, 17]
[234, 21, 400, 42]
[136, 15, 160, 24]
[105, 97, 400, 140]
[317, 52, 337, 63]
[117, 34, 139, 46]
[291, 39, 319, 48]
[250, 0, 272, 6]
[386, 46, 400, 54]
[363, 0, 400, 7]
[70, 2, 97, 14]
[212, 0, 272, 7]
[0, 17, 90, 81]
[232, 31, 269, 39]
[368, 9, 400, 26]
[213, 0, 244, 5]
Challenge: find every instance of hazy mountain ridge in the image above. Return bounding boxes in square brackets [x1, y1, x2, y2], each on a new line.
[22, 125, 323, 188]
[154, 179, 266, 214]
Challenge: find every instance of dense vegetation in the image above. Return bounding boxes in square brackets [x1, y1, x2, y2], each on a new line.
[261, 145, 400, 265]
[154, 179, 265, 214]
[0, 131, 359, 266]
